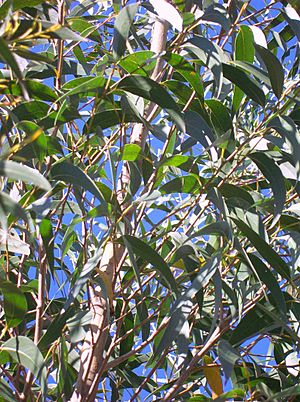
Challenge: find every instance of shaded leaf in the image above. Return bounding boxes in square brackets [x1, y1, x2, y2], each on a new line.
[0, 281, 28, 328]
[223, 63, 265, 107]
[113, 3, 138, 59]
[232, 218, 290, 279]
[0, 337, 47, 395]
[255, 44, 284, 98]
[152, 255, 219, 360]
[123, 235, 177, 294]
[117, 75, 185, 131]
[250, 152, 286, 225]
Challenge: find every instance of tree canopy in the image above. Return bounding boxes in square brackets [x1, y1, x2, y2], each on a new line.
[0, 0, 300, 401]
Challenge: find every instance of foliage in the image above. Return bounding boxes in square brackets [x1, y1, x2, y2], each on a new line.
[0, 0, 299, 401]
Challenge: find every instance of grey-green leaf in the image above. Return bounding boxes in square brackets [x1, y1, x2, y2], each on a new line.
[255, 44, 284, 98]
[0, 336, 47, 395]
[218, 340, 240, 383]
[232, 218, 290, 279]
[117, 75, 185, 131]
[113, 3, 138, 59]
[51, 161, 106, 203]
[0, 160, 51, 192]
[123, 235, 178, 294]
[153, 255, 219, 360]
[250, 152, 286, 226]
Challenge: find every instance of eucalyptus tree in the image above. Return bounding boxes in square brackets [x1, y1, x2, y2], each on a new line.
[0, 0, 300, 401]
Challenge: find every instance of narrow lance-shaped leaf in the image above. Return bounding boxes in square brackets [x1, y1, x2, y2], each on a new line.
[222, 63, 265, 107]
[0, 37, 28, 99]
[123, 235, 178, 294]
[250, 152, 286, 226]
[0, 337, 47, 395]
[183, 36, 223, 98]
[0, 281, 28, 328]
[233, 25, 254, 112]
[247, 253, 287, 318]
[0, 160, 51, 192]
[255, 44, 284, 98]
[203, 355, 223, 398]
[117, 75, 185, 131]
[113, 3, 139, 59]
[152, 255, 220, 361]
[218, 340, 240, 383]
[50, 161, 107, 203]
[232, 218, 290, 279]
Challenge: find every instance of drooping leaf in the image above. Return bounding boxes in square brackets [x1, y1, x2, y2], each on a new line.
[164, 52, 204, 100]
[0, 37, 28, 99]
[184, 110, 215, 148]
[113, 3, 139, 59]
[233, 25, 254, 111]
[0, 281, 28, 328]
[247, 253, 287, 317]
[250, 152, 286, 225]
[0, 160, 51, 192]
[218, 340, 240, 383]
[232, 218, 290, 279]
[0, 336, 47, 395]
[223, 63, 265, 107]
[184, 36, 223, 97]
[268, 116, 300, 178]
[203, 355, 223, 399]
[117, 75, 185, 131]
[255, 44, 284, 98]
[50, 161, 106, 203]
[152, 255, 219, 360]
[123, 235, 177, 294]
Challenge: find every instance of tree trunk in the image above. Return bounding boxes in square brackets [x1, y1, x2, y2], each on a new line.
[70, 9, 169, 402]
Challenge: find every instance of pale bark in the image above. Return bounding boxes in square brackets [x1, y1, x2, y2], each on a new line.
[70, 9, 169, 402]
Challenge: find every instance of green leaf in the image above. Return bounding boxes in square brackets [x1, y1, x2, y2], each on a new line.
[152, 255, 219, 361]
[163, 52, 204, 100]
[247, 253, 287, 318]
[255, 44, 284, 98]
[205, 100, 232, 134]
[184, 110, 215, 148]
[0, 160, 51, 192]
[268, 116, 300, 177]
[1, 79, 57, 102]
[250, 152, 286, 225]
[0, 37, 28, 99]
[233, 25, 254, 111]
[223, 63, 265, 107]
[232, 218, 290, 279]
[117, 75, 185, 131]
[0, 281, 27, 328]
[121, 144, 141, 161]
[235, 26, 255, 62]
[113, 3, 139, 59]
[50, 161, 106, 203]
[0, 191, 27, 222]
[59, 75, 107, 102]
[0, 377, 19, 402]
[218, 340, 240, 383]
[0, 336, 47, 395]
[123, 235, 178, 294]
[160, 174, 201, 194]
[184, 36, 223, 97]
[265, 385, 300, 402]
